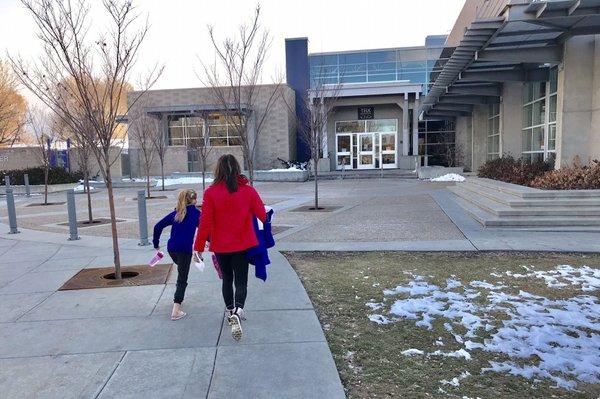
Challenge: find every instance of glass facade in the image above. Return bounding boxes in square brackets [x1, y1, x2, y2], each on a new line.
[418, 119, 456, 166]
[167, 113, 242, 147]
[522, 67, 558, 163]
[487, 103, 501, 160]
[309, 47, 443, 91]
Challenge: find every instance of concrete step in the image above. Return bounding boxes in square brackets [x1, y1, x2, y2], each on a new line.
[450, 190, 600, 229]
[467, 177, 600, 200]
[316, 170, 417, 180]
[461, 180, 600, 207]
[451, 185, 600, 215]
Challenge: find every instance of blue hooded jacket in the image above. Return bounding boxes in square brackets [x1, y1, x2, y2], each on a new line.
[153, 205, 200, 253]
[246, 207, 275, 281]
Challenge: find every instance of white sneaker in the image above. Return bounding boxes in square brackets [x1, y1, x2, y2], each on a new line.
[228, 313, 243, 341]
[235, 307, 246, 321]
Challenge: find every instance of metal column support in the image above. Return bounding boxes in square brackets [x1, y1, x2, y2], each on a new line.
[412, 94, 420, 156]
[137, 190, 150, 246]
[24, 174, 31, 197]
[402, 93, 410, 156]
[6, 188, 19, 234]
[321, 97, 328, 158]
[4, 175, 10, 188]
[66, 189, 80, 240]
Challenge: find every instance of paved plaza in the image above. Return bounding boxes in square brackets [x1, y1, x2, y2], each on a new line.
[1, 177, 600, 398]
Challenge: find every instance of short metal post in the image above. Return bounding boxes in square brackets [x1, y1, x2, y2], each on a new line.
[66, 189, 80, 241]
[6, 188, 19, 234]
[4, 175, 10, 188]
[137, 190, 149, 246]
[24, 174, 31, 197]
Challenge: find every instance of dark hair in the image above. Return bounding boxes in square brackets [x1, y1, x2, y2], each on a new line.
[213, 154, 241, 193]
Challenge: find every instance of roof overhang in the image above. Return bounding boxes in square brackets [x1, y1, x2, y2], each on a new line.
[143, 104, 251, 118]
[311, 81, 423, 100]
[421, 0, 600, 118]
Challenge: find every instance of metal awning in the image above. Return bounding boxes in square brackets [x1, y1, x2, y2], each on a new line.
[421, 0, 600, 118]
[144, 104, 251, 118]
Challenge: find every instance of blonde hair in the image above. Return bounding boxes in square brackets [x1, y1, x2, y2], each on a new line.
[174, 189, 197, 222]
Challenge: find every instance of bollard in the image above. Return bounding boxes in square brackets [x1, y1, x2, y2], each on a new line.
[4, 175, 10, 188]
[6, 188, 19, 234]
[137, 190, 149, 246]
[66, 189, 80, 241]
[24, 174, 31, 197]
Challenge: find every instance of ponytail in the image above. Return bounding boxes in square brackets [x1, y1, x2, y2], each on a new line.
[174, 189, 197, 222]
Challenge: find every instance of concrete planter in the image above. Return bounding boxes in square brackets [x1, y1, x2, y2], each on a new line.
[418, 166, 464, 179]
[88, 179, 157, 189]
[253, 170, 309, 182]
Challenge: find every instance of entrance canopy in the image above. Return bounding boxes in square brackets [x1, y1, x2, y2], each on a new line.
[421, 0, 600, 118]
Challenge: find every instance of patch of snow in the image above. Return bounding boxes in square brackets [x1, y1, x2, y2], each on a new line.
[73, 184, 96, 193]
[431, 173, 465, 182]
[365, 302, 384, 311]
[401, 348, 425, 356]
[469, 280, 507, 290]
[507, 264, 599, 292]
[267, 167, 304, 172]
[368, 314, 392, 325]
[368, 266, 600, 389]
[440, 371, 470, 387]
[155, 177, 214, 187]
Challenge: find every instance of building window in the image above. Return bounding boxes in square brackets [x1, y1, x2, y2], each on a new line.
[418, 119, 456, 166]
[487, 103, 501, 160]
[168, 116, 203, 147]
[207, 113, 242, 147]
[522, 67, 558, 163]
[167, 113, 242, 147]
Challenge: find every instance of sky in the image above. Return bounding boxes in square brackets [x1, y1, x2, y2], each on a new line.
[0, 0, 465, 99]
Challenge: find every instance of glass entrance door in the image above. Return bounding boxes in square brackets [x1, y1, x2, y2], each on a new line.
[380, 133, 396, 169]
[336, 134, 352, 170]
[357, 133, 375, 169]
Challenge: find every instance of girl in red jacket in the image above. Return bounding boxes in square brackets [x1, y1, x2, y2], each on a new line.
[194, 154, 266, 341]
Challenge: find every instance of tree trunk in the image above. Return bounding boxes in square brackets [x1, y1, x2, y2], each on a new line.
[85, 172, 93, 223]
[161, 161, 165, 191]
[43, 166, 49, 205]
[105, 168, 122, 279]
[314, 159, 319, 210]
[146, 165, 151, 199]
[201, 158, 206, 192]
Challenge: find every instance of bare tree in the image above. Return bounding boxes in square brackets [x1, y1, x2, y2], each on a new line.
[129, 106, 157, 198]
[0, 60, 26, 146]
[284, 63, 342, 210]
[200, 5, 281, 183]
[193, 112, 213, 192]
[27, 106, 56, 205]
[10, 0, 162, 279]
[150, 115, 168, 191]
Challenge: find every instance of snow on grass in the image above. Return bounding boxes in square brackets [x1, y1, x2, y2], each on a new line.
[366, 264, 600, 389]
[440, 371, 471, 387]
[401, 348, 425, 356]
[430, 173, 465, 182]
[506, 264, 600, 292]
[154, 177, 214, 187]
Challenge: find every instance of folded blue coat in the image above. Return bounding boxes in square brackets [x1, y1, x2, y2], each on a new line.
[246, 207, 275, 281]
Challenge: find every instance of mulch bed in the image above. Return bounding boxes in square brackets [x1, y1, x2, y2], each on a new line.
[59, 264, 172, 290]
[26, 202, 67, 207]
[289, 205, 343, 212]
[57, 218, 125, 228]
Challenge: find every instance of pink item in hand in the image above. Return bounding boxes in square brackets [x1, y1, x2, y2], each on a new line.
[212, 254, 223, 279]
[149, 251, 164, 267]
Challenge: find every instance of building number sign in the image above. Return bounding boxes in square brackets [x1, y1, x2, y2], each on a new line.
[358, 107, 374, 120]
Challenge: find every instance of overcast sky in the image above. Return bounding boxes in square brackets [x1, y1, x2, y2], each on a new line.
[0, 0, 465, 97]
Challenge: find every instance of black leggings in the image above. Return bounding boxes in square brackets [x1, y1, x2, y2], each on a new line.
[169, 252, 192, 304]
[216, 250, 249, 310]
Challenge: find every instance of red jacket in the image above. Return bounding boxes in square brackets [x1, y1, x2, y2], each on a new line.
[194, 176, 267, 253]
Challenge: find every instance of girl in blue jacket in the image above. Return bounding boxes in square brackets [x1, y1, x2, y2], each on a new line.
[153, 189, 200, 321]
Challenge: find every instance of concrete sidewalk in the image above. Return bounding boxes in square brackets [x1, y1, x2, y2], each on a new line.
[0, 233, 345, 399]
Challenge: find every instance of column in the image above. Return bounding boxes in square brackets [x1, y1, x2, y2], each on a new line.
[412, 93, 420, 156]
[402, 93, 410, 156]
[321, 97, 328, 158]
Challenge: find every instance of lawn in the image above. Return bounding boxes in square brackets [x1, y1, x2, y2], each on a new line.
[284, 251, 600, 399]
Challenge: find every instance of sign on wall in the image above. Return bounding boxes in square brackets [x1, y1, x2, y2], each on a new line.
[358, 106, 374, 120]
